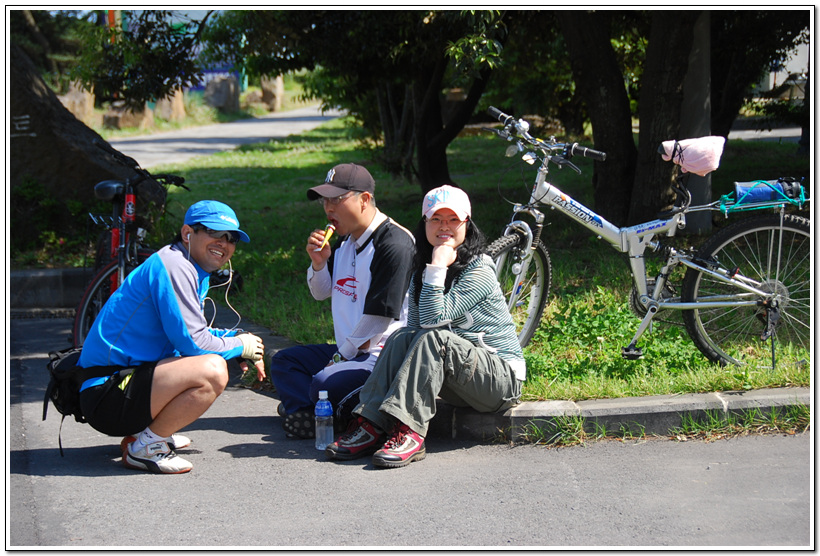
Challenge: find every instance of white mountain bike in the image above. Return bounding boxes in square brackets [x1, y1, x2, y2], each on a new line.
[483, 107, 810, 369]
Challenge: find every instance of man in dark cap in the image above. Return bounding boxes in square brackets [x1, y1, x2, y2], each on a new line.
[269, 163, 414, 441]
[77, 200, 265, 474]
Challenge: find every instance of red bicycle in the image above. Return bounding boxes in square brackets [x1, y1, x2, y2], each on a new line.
[72, 141, 187, 346]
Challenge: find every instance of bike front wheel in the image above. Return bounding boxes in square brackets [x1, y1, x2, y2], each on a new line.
[72, 250, 153, 347]
[486, 233, 552, 348]
[681, 213, 811, 367]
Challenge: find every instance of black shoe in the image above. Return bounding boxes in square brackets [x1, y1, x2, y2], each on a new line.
[283, 410, 315, 439]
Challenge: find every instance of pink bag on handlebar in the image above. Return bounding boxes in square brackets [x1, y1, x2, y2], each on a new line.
[660, 136, 725, 177]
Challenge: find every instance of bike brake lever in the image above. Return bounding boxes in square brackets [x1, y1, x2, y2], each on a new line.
[483, 126, 512, 141]
[170, 176, 189, 191]
[551, 155, 582, 174]
[155, 174, 190, 191]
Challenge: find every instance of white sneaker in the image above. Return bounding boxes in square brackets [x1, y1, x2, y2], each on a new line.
[121, 433, 192, 453]
[169, 434, 192, 450]
[124, 441, 193, 474]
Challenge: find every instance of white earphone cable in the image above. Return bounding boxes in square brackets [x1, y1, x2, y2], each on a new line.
[204, 259, 242, 330]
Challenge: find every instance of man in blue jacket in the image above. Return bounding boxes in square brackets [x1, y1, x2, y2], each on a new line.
[78, 200, 265, 474]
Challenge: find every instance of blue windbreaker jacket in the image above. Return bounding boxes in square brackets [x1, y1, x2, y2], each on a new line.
[78, 242, 244, 368]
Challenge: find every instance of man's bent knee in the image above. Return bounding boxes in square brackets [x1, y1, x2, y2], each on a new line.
[199, 354, 229, 393]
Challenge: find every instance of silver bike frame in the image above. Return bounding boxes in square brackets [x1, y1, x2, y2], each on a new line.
[501, 154, 776, 349]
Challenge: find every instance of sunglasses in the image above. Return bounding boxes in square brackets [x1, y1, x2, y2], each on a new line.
[193, 225, 239, 244]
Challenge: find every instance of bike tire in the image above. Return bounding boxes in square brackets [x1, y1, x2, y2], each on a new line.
[93, 229, 114, 272]
[486, 233, 552, 348]
[681, 213, 811, 367]
[72, 249, 153, 347]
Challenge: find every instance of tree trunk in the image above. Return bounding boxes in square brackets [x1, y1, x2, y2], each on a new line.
[380, 83, 415, 178]
[556, 93, 586, 138]
[413, 57, 451, 190]
[558, 11, 637, 226]
[412, 59, 492, 193]
[629, 11, 700, 225]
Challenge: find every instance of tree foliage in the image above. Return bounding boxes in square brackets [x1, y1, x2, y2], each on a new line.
[481, 11, 649, 138]
[710, 10, 810, 138]
[555, 10, 808, 225]
[8, 9, 95, 93]
[16, 9, 810, 210]
[202, 10, 506, 190]
[72, 10, 214, 107]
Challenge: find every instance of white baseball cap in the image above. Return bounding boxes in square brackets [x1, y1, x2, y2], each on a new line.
[422, 185, 471, 221]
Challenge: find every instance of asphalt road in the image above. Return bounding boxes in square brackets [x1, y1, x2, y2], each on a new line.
[106, 105, 801, 170]
[108, 105, 344, 169]
[8, 317, 812, 549]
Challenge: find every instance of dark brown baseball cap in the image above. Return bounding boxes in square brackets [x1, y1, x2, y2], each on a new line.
[307, 163, 375, 201]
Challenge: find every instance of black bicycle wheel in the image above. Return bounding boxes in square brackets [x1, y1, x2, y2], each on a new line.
[486, 233, 552, 348]
[72, 249, 153, 347]
[681, 213, 811, 367]
[93, 229, 114, 272]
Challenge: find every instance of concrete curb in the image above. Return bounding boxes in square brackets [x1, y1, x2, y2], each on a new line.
[10, 268, 91, 309]
[429, 387, 810, 442]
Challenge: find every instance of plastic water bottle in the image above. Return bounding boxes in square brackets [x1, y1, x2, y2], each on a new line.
[314, 391, 334, 450]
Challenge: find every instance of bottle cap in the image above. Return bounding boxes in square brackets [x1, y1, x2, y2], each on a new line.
[319, 390, 328, 399]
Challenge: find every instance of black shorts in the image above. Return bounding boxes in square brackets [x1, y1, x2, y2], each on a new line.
[79, 361, 157, 436]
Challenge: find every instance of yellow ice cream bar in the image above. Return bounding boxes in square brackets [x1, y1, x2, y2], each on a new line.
[316, 224, 336, 251]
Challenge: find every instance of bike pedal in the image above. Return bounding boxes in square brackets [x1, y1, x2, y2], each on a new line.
[621, 346, 643, 360]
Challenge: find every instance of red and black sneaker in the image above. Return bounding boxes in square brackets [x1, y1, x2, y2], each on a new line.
[372, 423, 426, 468]
[326, 416, 385, 461]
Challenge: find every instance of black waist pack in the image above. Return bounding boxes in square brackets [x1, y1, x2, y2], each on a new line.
[43, 347, 115, 455]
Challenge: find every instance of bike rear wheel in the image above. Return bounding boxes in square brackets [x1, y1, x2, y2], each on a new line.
[681, 213, 810, 367]
[486, 233, 551, 348]
[72, 249, 153, 347]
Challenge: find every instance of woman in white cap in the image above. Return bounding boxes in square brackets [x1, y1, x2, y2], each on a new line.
[326, 185, 526, 468]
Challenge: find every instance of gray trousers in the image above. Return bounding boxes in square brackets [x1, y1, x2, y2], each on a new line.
[354, 327, 522, 437]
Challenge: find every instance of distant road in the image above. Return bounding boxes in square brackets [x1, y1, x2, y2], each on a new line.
[109, 105, 800, 169]
[108, 105, 343, 169]
[727, 126, 802, 143]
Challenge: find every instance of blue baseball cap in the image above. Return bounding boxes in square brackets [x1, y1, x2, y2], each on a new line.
[184, 200, 250, 243]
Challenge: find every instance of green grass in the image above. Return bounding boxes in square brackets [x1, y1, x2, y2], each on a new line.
[30, 115, 812, 402]
[670, 403, 811, 442]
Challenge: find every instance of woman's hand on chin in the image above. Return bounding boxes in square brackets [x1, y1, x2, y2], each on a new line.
[431, 244, 458, 267]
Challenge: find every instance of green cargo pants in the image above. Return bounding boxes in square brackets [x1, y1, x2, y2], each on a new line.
[353, 327, 522, 437]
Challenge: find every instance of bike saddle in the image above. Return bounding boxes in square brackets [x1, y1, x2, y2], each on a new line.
[94, 180, 125, 201]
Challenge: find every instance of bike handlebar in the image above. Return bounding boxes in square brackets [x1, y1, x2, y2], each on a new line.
[488, 106, 515, 126]
[153, 174, 187, 187]
[566, 143, 607, 162]
[487, 106, 607, 163]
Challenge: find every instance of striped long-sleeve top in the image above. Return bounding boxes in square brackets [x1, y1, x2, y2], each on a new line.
[408, 254, 526, 381]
